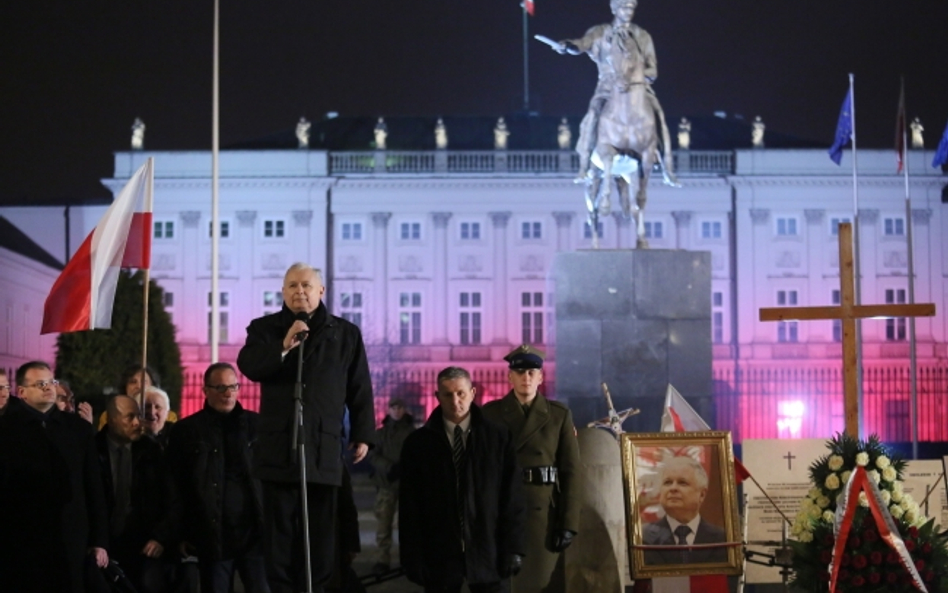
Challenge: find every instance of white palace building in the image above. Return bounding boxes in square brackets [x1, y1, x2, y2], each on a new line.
[2, 113, 946, 443]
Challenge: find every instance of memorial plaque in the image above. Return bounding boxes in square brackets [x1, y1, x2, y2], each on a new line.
[742, 438, 828, 584]
[902, 459, 948, 527]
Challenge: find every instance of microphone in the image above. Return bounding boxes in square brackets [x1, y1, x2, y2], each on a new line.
[294, 311, 310, 341]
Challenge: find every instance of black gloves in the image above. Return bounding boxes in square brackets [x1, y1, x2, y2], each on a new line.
[502, 554, 524, 577]
[552, 529, 576, 552]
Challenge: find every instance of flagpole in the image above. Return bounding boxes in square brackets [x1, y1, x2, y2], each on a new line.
[522, 1, 530, 111]
[848, 73, 864, 438]
[210, 0, 221, 364]
[901, 79, 919, 459]
[140, 157, 155, 407]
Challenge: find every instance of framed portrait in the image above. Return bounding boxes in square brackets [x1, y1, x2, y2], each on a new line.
[620, 431, 743, 579]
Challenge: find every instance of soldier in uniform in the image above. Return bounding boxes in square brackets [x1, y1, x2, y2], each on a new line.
[482, 345, 581, 593]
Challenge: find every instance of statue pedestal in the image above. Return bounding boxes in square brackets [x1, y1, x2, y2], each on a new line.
[553, 249, 712, 430]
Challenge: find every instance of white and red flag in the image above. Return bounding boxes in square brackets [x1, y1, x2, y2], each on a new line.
[524, 0, 535, 16]
[41, 158, 154, 334]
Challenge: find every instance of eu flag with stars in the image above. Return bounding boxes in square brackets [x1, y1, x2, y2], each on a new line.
[828, 90, 853, 165]
[933, 121, 948, 169]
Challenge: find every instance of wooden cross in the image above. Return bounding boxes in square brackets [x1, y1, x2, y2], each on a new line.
[759, 222, 935, 438]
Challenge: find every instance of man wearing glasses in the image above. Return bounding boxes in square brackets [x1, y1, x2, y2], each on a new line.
[166, 362, 269, 593]
[0, 360, 109, 592]
[0, 369, 10, 414]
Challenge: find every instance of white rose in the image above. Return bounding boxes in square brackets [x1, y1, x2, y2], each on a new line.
[798, 530, 813, 543]
[808, 505, 822, 519]
[893, 481, 904, 494]
[825, 473, 840, 490]
[828, 455, 844, 471]
[822, 510, 835, 523]
[817, 495, 830, 509]
[890, 504, 904, 519]
[881, 490, 891, 505]
[808, 487, 822, 500]
[858, 492, 869, 507]
[868, 470, 881, 484]
[876, 455, 891, 469]
[800, 498, 813, 511]
[855, 452, 870, 467]
[882, 467, 897, 482]
[891, 489, 904, 503]
[841, 470, 852, 483]
[905, 509, 917, 524]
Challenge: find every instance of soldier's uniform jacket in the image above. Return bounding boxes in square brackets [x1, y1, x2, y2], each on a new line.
[482, 391, 581, 590]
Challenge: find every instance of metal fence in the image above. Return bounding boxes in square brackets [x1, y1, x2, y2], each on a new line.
[712, 363, 948, 444]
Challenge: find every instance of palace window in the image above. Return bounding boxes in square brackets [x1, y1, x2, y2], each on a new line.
[521, 221, 542, 240]
[459, 292, 482, 345]
[153, 220, 175, 239]
[712, 291, 724, 344]
[521, 292, 545, 344]
[885, 288, 906, 341]
[400, 222, 421, 240]
[460, 222, 481, 240]
[832, 290, 842, 342]
[341, 222, 363, 241]
[883, 217, 905, 236]
[776, 217, 798, 236]
[583, 221, 604, 240]
[263, 219, 285, 238]
[830, 217, 851, 236]
[776, 290, 798, 342]
[399, 292, 422, 345]
[263, 291, 282, 315]
[208, 220, 230, 239]
[207, 291, 230, 344]
[340, 292, 363, 327]
[644, 221, 664, 239]
[701, 221, 722, 239]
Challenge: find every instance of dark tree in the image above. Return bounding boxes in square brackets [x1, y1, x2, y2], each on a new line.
[55, 270, 183, 414]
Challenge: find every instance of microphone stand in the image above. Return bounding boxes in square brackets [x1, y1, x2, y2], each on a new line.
[292, 333, 314, 593]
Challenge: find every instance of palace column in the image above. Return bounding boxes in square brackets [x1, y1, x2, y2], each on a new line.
[672, 210, 693, 250]
[911, 208, 934, 341]
[490, 211, 512, 345]
[431, 212, 452, 345]
[292, 210, 313, 263]
[804, 209, 825, 340]
[371, 212, 392, 344]
[553, 211, 575, 253]
[612, 212, 631, 249]
[235, 210, 257, 335]
[180, 210, 202, 344]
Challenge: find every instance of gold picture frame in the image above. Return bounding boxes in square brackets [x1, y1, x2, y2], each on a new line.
[620, 431, 744, 579]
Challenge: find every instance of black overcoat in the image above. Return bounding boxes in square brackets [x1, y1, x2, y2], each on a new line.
[0, 397, 109, 593]
[399, 404, 525, 586]
[237, 302, 375, 485]
[165, 401, 264, 562]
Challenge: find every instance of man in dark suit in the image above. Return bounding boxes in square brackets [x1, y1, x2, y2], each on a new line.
[96, 394, 175, 593]
[237, 263, 375, 593]
[482, 345, 581, 593]
[399, 366, 526, 593]
[0, 360, 109, 592]
[641, 456, 727, 565]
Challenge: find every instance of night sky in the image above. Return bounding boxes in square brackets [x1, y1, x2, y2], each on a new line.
[3, 0, 947, 204]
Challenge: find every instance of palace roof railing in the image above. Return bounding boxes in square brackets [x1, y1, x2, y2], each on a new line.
[328, 150, 734, 176]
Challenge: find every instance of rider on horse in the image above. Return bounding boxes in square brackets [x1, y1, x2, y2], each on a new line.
[557, 0, 674, 183]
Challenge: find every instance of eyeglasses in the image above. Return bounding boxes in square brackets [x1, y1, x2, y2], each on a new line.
[23, 380, 59, 389]
[0, 385, 10, 392]
[205, 384, 240, 394]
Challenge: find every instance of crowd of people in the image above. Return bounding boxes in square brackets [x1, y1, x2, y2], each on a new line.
[0, 261, 725, 593]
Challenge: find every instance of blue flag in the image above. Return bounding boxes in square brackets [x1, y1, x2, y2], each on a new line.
[933, 121, 948, 169]
[828, 90, 853, 165]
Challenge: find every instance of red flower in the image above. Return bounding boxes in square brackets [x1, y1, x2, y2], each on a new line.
[909, 526, 919, 539]
[887, 551, 899, 564]
[852, 554, 868, 569]
[922, 542, 933, 555]
[886, 572, 898, 584]
[848, 536, 862, 548]
[863, 529, 878, 543]
[840, 554, 851, 567]
[822, 534, 835, 547]
[868, 572, 881, 584]
[915, 559, 926, 571]
[924, 570, 935, 583]
[870, 551, 883, 565]
[820, 550, 833, 564]
[851, 575, 866, 587]
[905, 539, 916, 552]
[838, 569, 849, 582]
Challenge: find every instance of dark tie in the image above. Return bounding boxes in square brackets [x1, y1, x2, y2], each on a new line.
[112, 446, 131, 537]
[674, 525, 692, 562]
[452, 425, 465, 536]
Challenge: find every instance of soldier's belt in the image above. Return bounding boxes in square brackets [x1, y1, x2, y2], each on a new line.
[522, 466, 558, 485]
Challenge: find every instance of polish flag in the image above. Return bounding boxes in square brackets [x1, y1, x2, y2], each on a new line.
[41, 158, 154, 334]
[524, 0, 535, 16]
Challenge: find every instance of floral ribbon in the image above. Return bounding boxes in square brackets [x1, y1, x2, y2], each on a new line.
[829, 466, 927, 593]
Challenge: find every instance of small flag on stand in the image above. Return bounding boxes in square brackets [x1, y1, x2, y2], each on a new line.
[524, 0, 535, 16]
[829, 89, 853, 165]
[41, 158, 154, 334]
[933, 121, 948, 169]
[895, 80, 907, 174]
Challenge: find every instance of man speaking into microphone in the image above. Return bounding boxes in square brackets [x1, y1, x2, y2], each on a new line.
[238, 262, 375, 593]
